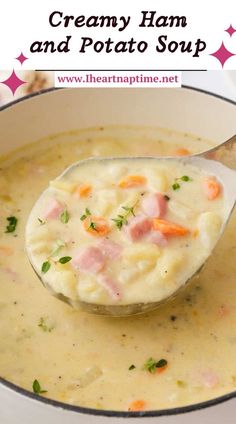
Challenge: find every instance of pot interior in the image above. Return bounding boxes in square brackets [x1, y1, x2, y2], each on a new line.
[0, 87, 236, 420]
[0, 88, 235, 156]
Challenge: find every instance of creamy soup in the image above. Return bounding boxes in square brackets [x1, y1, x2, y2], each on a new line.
[0, 126, 236, 412]
[26, 158, 224, 309]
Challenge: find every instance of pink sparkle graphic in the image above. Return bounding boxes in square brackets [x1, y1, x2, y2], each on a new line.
[15, 52, 28, 65]
[0, 70, 26, 95]
[210, 42, 235, 67]
[225, 25, 236, 37]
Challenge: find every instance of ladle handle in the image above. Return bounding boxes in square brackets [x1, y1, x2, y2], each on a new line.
[198, 134, 236, 171]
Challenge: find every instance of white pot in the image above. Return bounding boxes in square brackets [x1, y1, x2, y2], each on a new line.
[0, 87, 236, 424]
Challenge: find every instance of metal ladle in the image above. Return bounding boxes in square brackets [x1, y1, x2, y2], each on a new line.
[26, 135, 236, 316]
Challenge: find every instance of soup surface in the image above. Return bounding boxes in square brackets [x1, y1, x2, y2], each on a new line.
[0, 126, 236, 412]
[26, 157, 224, 309]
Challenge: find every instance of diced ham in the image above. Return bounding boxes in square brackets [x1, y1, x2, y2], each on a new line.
[98, 239, 122, 260]
[44, 199, 64, 220]
[72, 246, 105, 274]
[124, 215, 152, 241]
[201, 370, 219, 388]
[147, 230, 168, 247]
[141, 193, 167, 218]
[98, 275, 122, 301]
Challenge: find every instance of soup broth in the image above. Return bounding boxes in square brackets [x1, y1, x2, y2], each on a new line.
[0, 126, 236, 411]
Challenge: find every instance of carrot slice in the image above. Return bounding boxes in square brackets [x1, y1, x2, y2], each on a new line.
[203, 177, 221, 200]
[83, 216, 110, 237]
[157, 365, 168, 374]
[119, 175, 146, 189]
[173, 148, 190, 156]
[77, 184, 92, 198]
[153, 218, 189, 236]
[128, 400, 146, 411]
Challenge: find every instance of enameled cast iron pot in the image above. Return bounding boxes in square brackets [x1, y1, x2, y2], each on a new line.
[0, 87, 235, 424]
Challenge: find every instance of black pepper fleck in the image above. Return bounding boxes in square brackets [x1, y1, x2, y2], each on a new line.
[170, 315, 177, 321]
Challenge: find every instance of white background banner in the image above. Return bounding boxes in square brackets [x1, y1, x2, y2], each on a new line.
[0, 0, 236, 70]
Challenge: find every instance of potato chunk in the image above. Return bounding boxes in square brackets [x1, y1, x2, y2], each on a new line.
[157, 251, 184, 281]
[198, 212, 222, 249]
[123, 243, 161, 263]
[48, 269, 77, 300]
[50, 179, 77, 193]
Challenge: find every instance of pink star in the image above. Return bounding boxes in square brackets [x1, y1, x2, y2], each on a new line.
[210, 42, 235, 67]
[225, 25, 236, 37]
[15, 52, 28, 65]
[0, 70, 26, 95]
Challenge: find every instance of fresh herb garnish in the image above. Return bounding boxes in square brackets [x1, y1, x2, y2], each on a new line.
[60, 209, 70, 224]
[143, 358, 158, 374]
[80, 207, 91, 221]
[38, 317, 54, 332]
[156, 359, 168, 368]
[88, 221, 98, 231]
[58, 256, 72, 264]
[112, 215, 128, 230]
[32, 379, 47, 394]
[5, 216, 18, 233]
[129, 364, 136, 370]
[122, 205, 136, 216]
[80, 209, 98, 231]
[180, 175, 191, 182]
[143, 357, 168, 374]
[50, 239, 66, 257]
[41, 261, 51, 273]
[41, 240, 70, 272]
[38, 218, 45, 225]
[172, 182, 180, 191]
[172, 175, 192, 191]
[112, 201, 138, 230]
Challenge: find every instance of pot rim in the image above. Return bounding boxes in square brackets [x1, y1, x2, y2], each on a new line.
[0, 85, 236, 418]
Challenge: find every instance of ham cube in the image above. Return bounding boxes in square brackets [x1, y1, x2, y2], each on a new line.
[148, 230, 168, 247]
[44, 199, 64, 220]
[72, 246, 105, 274]
[98, 239, 122, 260]
[124, 215, 152, 241]
[98, 275, 122, 301]
[201, 370, 219, 388]
[141, 193, 167, 218]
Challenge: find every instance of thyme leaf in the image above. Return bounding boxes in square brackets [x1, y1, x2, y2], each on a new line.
[112, 201, 139, 230]
[5, 216, 18, 233]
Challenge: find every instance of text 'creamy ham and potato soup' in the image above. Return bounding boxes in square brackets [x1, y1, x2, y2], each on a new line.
[1, 126, 236, 412]
[26, 159, 224, 307]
